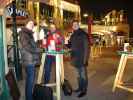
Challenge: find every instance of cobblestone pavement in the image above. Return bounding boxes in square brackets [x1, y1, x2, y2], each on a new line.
[18, 47, 133, 100]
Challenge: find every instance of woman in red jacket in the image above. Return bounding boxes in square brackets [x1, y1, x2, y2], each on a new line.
[42, 23, 64, 84]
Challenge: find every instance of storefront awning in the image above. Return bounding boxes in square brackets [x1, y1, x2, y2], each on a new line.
[40, 0, 80, 13]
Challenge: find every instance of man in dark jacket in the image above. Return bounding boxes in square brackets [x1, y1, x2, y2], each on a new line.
[19, 19, 41, 100]
[70, 20, 90, 98]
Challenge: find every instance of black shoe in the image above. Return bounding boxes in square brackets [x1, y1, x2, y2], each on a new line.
[73, 89, 81, 93]
[77, 91, 87, 98]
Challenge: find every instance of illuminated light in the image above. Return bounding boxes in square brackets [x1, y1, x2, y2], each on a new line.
[92, 31, 104, 35]
[60, 2, 63, 9]
[112, 26, 117, 31]
[61, 1, 80, 12]
[53, 0, 58, 8]
[49, 0, 80, 12]
[35, 1, 40, 33]
[83, 13, 88, 17]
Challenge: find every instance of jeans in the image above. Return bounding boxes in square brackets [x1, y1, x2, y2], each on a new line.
[44, 55, 55, 84]
[25, 64, 35, 100]
[75, 66, 88, 91]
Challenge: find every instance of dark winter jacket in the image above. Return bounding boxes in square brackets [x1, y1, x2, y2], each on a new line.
[19, 28, 41, 66]
[70, 28, 90, 67]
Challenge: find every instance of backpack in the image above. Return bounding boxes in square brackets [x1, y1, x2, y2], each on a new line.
[5, 70, 20, 100]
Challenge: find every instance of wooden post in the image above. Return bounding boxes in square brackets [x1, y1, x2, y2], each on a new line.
[37, 52, 64, 100]
[56, 54, 61, 100]
[113, 53, 133, 93]
[37, 53, 46, 84]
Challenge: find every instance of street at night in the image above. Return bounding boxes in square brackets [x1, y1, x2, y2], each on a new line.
[0, 0, 133, 100]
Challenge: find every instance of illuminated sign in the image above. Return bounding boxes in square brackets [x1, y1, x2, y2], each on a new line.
[6, 5, 28, 16]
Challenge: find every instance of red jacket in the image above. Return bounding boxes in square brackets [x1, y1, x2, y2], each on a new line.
[42, 30, 64, 51]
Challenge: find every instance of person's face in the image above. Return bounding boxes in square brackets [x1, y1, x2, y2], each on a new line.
[72, 22, 79, 31]
[50, 24, 56, 33]
[41, 20, 48, 27]
[26, 21, 34, 31]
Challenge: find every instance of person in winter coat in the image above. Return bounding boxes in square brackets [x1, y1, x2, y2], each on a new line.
[19, 19, 41, 100]
[42, 23, 64, 84]
[69, 20, 90, 98]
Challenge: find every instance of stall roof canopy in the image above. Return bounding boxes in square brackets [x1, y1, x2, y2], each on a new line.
[40, 0, 80, 13]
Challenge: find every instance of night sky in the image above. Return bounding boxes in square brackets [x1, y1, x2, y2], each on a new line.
[79, 0, 125, 11]
[79, 0, 132, 20]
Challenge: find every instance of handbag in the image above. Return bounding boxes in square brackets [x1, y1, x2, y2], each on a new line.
[33, 53, 53, 100]
[5, 70, 20, 100]
[33, 84, 53, 100]
[62, 79, 72, 96]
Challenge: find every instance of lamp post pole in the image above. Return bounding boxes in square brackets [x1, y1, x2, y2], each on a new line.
[12, 0, 22, 80]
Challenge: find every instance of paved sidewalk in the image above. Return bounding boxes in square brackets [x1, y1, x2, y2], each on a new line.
[18, 47, 133, 100]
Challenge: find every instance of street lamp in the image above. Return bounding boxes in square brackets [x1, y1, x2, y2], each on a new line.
[83, 13, 88, 24]
[83, 13, 88, 18]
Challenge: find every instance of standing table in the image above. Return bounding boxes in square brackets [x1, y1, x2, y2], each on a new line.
[37, 50, 65, 100]
[112, 51, 133, 93]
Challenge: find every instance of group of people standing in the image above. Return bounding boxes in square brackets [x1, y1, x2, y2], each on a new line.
[19, 18, 91, 100]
